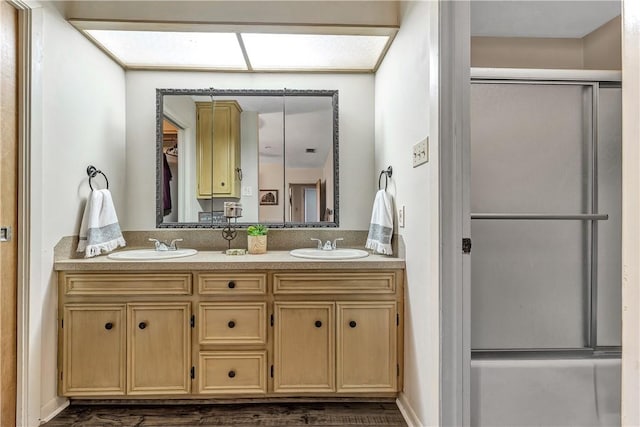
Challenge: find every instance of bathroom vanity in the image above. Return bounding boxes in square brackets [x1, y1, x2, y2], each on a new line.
[55, 251, 404, 400]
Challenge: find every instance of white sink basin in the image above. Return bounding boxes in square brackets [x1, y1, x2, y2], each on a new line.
[289, 248, 369, 260]
[107, 248, 198, 260]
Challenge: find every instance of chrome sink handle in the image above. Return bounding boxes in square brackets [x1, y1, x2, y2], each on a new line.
[310, 238, 323, 250]
[169, 239, 183, 250]
[332, 238, 344, 249]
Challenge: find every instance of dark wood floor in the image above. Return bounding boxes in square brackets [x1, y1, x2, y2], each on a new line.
[43, 402, 408, 427]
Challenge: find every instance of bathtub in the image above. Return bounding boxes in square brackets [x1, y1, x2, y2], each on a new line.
[471, 358, 620, 427]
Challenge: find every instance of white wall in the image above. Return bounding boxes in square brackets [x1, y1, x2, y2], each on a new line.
[240, 112, 260, 223]
[374, 1, 440, 426]
[125, 72, 374, 230]
[28, 4, 126, 424]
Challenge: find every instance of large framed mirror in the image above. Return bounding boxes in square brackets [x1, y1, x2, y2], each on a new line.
[156, 88, 339, 228]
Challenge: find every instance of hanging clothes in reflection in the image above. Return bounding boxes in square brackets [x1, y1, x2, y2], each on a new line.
[163, 152, 173, 216]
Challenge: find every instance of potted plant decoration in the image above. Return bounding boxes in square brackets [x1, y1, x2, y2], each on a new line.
[247, 224, 268, 254]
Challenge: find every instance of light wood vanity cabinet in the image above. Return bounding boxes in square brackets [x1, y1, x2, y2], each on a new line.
[196, 100, 242, 199]
[58, 268, 403, 399]
[272, 272, 400, 394]
[58, 273, 192, 397]
[274, 301, 398, 393]
[196, 272, 268, 395]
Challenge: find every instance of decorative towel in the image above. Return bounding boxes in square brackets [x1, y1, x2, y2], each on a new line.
[365, 189, 393, 255]
[76, 189, 126, 258]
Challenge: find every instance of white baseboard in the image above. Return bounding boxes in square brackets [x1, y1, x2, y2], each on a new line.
[397, 392, 422, 427]
[39, 397, 69, 425]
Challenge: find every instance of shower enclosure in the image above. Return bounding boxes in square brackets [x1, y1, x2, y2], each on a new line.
[470, 79, 621, 426]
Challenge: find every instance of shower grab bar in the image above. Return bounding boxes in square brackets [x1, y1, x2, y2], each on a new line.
[471, 213, 608, 220]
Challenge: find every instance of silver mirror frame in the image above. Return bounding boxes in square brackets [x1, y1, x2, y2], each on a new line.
[155, 88, 339, 228]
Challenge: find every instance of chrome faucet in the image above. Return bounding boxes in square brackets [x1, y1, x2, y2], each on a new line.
[310, 238, 344, 251]
[149, 238, 183, 251]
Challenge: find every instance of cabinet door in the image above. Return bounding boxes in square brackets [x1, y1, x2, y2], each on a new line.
[127, 303, 191, 395]
[196, 102, 214, 198]
[196, 101, 241, 198]
[62, 304, 126, 396]
[274, 302, 335, 392]
[212, 103, 233, 196]
[336, 302, 397, 392]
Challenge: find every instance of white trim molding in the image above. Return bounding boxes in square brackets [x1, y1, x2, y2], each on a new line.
[7, 2, 34, 426]
[621, 0, 640, 425]
[397, 393, 422, 427]
[471, 67, 621, 82]
[439, 1, 471, 426]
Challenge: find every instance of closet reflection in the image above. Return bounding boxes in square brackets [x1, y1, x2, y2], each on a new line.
[157, 89, 338, 228]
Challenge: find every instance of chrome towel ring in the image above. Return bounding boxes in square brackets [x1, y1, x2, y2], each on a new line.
[87, 165, 109, 190]
[378, 166, 393, 190]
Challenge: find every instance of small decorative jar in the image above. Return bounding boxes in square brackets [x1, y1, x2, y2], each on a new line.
[247, 235, 267, 254]
[246, 225, 268, 254]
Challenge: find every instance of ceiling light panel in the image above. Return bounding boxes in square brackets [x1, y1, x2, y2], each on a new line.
[241, 33, 389, 71]
[86, 30, 247, 69]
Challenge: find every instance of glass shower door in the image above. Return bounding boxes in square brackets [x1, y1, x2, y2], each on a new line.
[470, 82, 620, 352]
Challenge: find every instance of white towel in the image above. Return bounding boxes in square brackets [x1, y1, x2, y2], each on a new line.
[76, 189, 126, 258]
[365, 189, 393, 255]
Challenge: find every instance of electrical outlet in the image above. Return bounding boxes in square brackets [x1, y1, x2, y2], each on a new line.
[242, 186, 253, 196]
[398, 205, 405, 228]
[413, 137, 429, 167]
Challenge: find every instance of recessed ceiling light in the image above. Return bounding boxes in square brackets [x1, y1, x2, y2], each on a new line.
[86, 30, 247, 69]
[241, 33, 389, 70]
[72, 21, 398, 72]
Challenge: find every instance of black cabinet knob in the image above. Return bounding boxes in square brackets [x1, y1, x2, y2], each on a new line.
[228, 320, 236, 328]
[138, 322, 147, 330]
[221, 182, 225, 187]
[228, 281, 236, 289]
[315, 320, 322, 328]
[228, 370, 236, 378]
[105, 322, 113, 330]
[349, 320, 357, 328]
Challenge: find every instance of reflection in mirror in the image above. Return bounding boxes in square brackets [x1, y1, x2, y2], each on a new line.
[156, 89, 339, 228]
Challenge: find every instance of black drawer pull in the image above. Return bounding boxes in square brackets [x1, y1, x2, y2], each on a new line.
[228, 320, 236, 328]
[138, 322, 147, 330]
[105, 322, 113, 330]
[349, 320, 357, 328]
[315, 320, 322, 328]
[228, 281, 236, 289]
[228, 370, 236, 378]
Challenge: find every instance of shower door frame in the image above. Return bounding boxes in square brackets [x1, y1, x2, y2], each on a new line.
[469, 75, 622, 359]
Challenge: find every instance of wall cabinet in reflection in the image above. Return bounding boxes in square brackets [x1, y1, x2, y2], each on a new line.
[196, 101, 242, 198]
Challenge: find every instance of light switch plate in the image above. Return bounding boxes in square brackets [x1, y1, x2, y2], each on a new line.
[398, 205, 405, 228]
[413, 137, 429, 167]
[242, 186, 253, 196]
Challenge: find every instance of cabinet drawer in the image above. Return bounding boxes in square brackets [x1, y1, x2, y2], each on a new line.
[63, 273, 192, 296]
[199, 303, 267, 345]
[273, 272, 396, 294]
[198, 351, 267, 394]
[198, 273, 266, 295]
